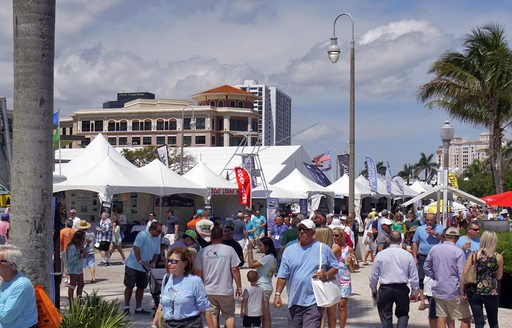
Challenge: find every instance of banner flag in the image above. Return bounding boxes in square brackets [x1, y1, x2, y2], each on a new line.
[337, 154, 349, 176]
[52, 128, 60, 149]
[234, 167, 251, 208]
[52, 112, 59, 126]
[241, 154, 257, 188]
[320, 163, 331, 172]
[365, 155, 378, 193]
[448, 172, 459, 189]
[156, 145, 169, 167]
[426, 169, 436, 184]
[393, 176, 405, 195]
[303, 162, 331, 187]
[385, 161, 392, 194]
[313, 151, 331, 165]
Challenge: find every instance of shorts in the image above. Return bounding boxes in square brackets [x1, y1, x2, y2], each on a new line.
[417, 254, 427, 289]
[98, 241, 111, 251]
[426, 296, 437, 320]
[434, 298, 471, 320]
[263, 290, 272, 302]
[123, 266, 149, 289]
[208, 294, 235, 321]
[243, 315, 262, 327]
[83, 254, 95, 268]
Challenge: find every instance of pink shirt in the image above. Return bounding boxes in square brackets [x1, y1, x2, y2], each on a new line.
[0, 221, 9, 237]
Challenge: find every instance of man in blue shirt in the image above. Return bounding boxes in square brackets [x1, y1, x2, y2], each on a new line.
[274, 219, 339, 328]
[411, 212, 443, 311]
[455, 222, 480, 259]
[496, 209, 509, 220]
[123, 222, 162, 314]
[250, 210, 267, 240]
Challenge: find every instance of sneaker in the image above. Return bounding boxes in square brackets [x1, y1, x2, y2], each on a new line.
[134, 308, 151, 315]
[123, 308, 130, 315]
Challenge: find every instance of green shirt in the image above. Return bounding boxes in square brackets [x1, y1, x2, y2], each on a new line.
[281, 227, 298, 247]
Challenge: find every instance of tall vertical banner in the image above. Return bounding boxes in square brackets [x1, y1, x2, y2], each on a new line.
[234, 167, 251, 208]
[156, 145, 169, 167]
[337, 154, 349, 177]
[303, 163, 331, 187]
[448, 172, 459, 189]
[365, 155, 378, 193]
[385, 161, 392, 194]
[241, 154, 257, 188]
[426, 169, 437, 184]
[393, 176, 405, 195]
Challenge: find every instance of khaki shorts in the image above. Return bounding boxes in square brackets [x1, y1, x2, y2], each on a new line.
[208, 294, 235, 320]
[263, 290, 272, 302]
[435, 298, 472, 320]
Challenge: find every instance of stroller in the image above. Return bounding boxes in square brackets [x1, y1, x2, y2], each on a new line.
[148, 268, 167, 309]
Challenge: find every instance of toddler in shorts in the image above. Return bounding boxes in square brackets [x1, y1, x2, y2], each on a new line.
[240, 270, 264, 327]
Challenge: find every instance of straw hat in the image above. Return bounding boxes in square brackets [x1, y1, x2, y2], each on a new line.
[76, 220, 91, 230]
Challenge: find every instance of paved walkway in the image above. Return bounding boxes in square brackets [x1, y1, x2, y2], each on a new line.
[60, 246, 512, 327]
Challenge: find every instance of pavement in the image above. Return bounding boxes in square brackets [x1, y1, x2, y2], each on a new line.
[60, 246, 512, 327]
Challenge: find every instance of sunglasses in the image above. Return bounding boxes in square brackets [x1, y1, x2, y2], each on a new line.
[333, 234, 341, 237]
[0, 259, 10, 264]
[167, 259, 183, 264]
[298, 227, 313, 232]
[469, 228, 480, 231]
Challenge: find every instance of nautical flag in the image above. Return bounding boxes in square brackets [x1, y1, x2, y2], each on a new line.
[385, 161, 392, 194]
[52, 128, 60, 148]
[303, 162, 331, 187]
[320, 163, 331, 172]
[337, 154, 349, 176]
[53, 112, 59, 125]
[156, 145, 169, 167]
[313, 151, 331, 165]
[448, 172, 459, 189]
[365, 155, 378, 193]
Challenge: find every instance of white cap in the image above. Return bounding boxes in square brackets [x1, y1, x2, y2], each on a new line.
[328, 218, 341, 228]
[298, 219, 316, 230]
[381, 218, 393, 226]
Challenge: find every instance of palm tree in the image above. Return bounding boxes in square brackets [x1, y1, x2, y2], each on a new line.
[398, 164, 415, 185]
[418, 23, 512, 194]
[10, 1, 55, 291]
[359, 161, 387, 178]
[414, 153, 439, 181]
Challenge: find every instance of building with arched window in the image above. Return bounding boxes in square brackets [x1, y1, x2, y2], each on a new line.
[60, 85, 262, 148]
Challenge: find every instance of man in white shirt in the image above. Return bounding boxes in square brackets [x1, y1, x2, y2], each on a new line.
[69, 209, 81, 230]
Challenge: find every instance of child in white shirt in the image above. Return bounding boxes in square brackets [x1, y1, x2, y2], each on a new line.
[240, 270, 264, 327]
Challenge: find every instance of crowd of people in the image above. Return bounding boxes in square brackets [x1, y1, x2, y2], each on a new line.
[52, 203, 510, 327]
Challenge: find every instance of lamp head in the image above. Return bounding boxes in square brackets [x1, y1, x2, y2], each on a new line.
[440, 120, 454, 143]
[327, 37, 340, 63]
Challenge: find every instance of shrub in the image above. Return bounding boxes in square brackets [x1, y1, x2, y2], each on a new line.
[496, 231, 512, 274]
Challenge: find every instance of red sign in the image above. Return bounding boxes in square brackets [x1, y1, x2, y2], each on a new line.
[234, 167, 251, 208]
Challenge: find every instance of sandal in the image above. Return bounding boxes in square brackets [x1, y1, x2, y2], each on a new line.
[90, 279, 96, 284]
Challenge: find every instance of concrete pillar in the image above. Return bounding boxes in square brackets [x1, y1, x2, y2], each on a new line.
[223, 115, 230, 146]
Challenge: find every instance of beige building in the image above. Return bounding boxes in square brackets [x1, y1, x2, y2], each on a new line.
[436, 133, 490, 172]
[60, 85, 261, 148]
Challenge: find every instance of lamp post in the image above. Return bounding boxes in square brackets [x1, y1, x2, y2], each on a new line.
[180, 105, 196, 175]
[439, 120, 454, 226]
[328, 13, 356, 215]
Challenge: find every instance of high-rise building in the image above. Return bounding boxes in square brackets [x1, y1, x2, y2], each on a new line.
[235, 80, 291, 146]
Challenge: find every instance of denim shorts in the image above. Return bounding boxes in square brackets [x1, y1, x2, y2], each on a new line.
[83, 254, 95, 268]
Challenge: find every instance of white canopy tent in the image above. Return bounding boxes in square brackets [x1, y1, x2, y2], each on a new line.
[138, 159, 208, 198]
[326, 174, 373, 197]
[184, 161, 238, 191]
[355, 175, 391, 197]
[252, 184, 303, 200]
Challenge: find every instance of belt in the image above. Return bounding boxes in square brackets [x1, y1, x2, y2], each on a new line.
[166, 314, 200, 323]
[380, 283, 408, 287]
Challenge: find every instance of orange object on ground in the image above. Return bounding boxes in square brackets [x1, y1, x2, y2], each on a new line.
[34, 285, 62, 328]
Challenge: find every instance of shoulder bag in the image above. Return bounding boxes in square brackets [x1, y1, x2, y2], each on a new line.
[463, 251, 477, 285]
[311, 243, 343, 307]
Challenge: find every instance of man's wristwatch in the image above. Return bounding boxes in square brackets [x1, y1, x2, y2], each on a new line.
[275, 292, 281, 297]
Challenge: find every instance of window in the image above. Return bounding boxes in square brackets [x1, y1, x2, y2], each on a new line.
[184, 118, 191, 130]
[132, 137, 141, 145]
[183, 136, 192, 146]
[230, 136, 244, 146]
[107, 121, 115, 131]
[239, 101, 244, 108]
[169, 120, 177, 130]
[167, 136, 177, 145]
[119, 120, 127, 131]
[156, 119, 165, 130]
[229, 100, 236, 107]
[94, 120, 103, 132]
[196, 118, 205, 130]
[218, 137, 224, 146]
[251, 120, 258, 132]
[81, 120, 91, 132]
[143, 136, 152, 145]
[156, 136, 165, 145]
[118, 137, 128, 146]
[81, 138, 90, 147]
[218, 100, 224, 107]
[218, 119, 224, 131]
[209, 100, 215, 107]
[144, 120, 152, 131]
[195, 136, 206, 145]
[132, 120, 140, 131]
[211, 136, 216, 145]
[230, 118, 248, 131]
[108, 137, 116, 145]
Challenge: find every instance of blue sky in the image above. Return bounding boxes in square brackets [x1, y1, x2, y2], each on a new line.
[1, 0, 512, 175]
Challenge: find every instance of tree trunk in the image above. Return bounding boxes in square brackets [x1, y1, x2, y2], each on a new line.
[491, 121, 505, 194]
[11, 0, 55, 291]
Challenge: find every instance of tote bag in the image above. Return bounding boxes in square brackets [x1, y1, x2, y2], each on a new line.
[311, 243, 342, 307]
[463, 252, 477, 285]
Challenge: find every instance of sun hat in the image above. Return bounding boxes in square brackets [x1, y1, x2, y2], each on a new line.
[328, 218, 341, 229]
[76, 220, 91, 230]
[298, 219, 316, 230]
[500, 209, 509, 215]
[445, 227, 460, 236]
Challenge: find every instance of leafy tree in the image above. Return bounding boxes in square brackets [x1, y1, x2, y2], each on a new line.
[418, 23, 512, 194]
[359, 161, 386, 178]
[414, 152, 439, 181]
[121, 146, 196, 173]
[397, 164, 415, 184]
[458, 160, 495, 197]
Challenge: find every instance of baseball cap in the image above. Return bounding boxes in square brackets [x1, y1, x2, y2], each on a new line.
[328, 218, 341, 228]
[196, 209, 204, 215]
[224, 222, 236, 230]
[381, 209, 389, 216]
[381, 218, 393, 226]
[1, 213, 9, 220]
[183, 229, 198, 243]
[445, 227, 460, 236]
[298, 219, 316, 230]
[340, 216, 347, 221]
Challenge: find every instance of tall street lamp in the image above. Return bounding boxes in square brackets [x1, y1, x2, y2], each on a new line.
[328, 13, 356, 215]
[180, 105, 196, 175]
[440, 120, 454, 226]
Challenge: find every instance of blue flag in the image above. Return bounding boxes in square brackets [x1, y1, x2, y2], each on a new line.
[365, 155, 378, 193]
[386, 161, 392, 194]
[303, 162, 331, 187]
[53, 112, 59, 125]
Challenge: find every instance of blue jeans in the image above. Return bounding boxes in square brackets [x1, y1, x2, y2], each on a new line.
[468, 292, 499, 328]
